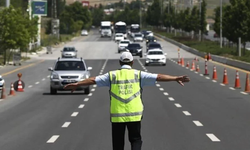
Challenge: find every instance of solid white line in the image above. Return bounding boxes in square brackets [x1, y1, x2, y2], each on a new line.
[84, 98, 89, 101]
[71, 112, 78, 117]
[205, 77, 210, 79]
[183, 111, 191, 116]
[62, 122, 71, 128]
[175, 103, 182, 108]
[88, 93, 92, 96]
[241, 92, 248, 95]
[42, 78, 45, 81]
[168, 97, 174, 101]
[28, 85, 33, 88]
[159, 88, 164, 91]
[156, 84, 160, 87]
[193, 121, 203, 126]
[35, 82, 39, 84]
[163, 92, 169, 96]
[229, 87, 235, 90]
[91, 89, 95, 91]
[79, 104, 85, 108]
[47, 135, 59, 143]
[206, 133, 220, 142]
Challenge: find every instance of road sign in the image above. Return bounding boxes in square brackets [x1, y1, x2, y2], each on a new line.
[32, 0, 47, 16]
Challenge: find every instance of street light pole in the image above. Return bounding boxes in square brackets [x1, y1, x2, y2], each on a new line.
[140, 0, 142, 28]
[199, 0, 202, 42]
[220, 0, 223, 48]
[6, 0, 10, 7]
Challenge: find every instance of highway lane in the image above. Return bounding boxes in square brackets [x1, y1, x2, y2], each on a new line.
[0, 29, 249, 150]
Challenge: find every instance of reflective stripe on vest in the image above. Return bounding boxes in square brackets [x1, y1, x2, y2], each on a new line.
[109, 69, 143, 122]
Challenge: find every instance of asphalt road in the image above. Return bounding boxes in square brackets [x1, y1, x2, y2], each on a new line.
[0, 29, 249, 150]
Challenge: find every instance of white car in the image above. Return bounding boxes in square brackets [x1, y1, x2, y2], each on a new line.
[114, 33, 124, 42]
[145, 49, 167, 66]
[118, 40, 131, 53]
[81, 30, 88, 36]
[133, 33, 143, 42]
[0, 75, 5, 90]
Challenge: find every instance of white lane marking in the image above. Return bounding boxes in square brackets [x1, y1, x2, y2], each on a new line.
[99, 73, 102, 75]
[47, 135, 59, 143]
[163, 92, 169, 96]
[212, 80, 217, 82]
[93, 85, 97, 87]
[168, 97, 174, 101]
[206, 134, 220, 142]
[183, 111, 191, 116]
[0, 100, 2, 101]
[159, 88, 164, 91]
[195, 72, 198, 74]
[28, 85, 33, 88]
[84, 98, 89, 101]
[42, 78, 45, 81]
[220, 83, 226, 86]
[241, 92, 248, 95]
[175, 103, 182, 108]
[35, 82, 39, 84]
[205, 77, 210, 79]
[200, 74, 204, 76]
[229, 87, 235, 90]
[71, 112, 78, 117]
[88, 93, 92, 96]
[91, 88, 95, 91]
[156, 84, 160, 87]
[79, 104, 85, 108]
[62, 122, 71, 128]
[47, 75, 50, 78]
[193, 121, 203, 126]
[145, 69, 148, 72]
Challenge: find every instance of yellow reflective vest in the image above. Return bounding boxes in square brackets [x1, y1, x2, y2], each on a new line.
[109, 69, 143, 122]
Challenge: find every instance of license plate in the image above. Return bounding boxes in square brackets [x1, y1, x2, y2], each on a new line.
[132, 53, 136, 55]
[63, 80, 75, 83]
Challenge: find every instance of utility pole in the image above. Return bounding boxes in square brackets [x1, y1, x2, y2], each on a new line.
[6, 0, 10, 7]
[140, 0, 142, 28]
[199, 0, 202, 42]
[220, 0, 223, 48]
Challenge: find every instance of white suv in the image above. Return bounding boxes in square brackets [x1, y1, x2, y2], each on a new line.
[48, 58, 92, 94]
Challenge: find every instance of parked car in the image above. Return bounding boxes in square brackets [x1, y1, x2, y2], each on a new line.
[147, 42, 162, 52]
[48, 57, 92, 94]
[114, 33, 124, 42]
[0, 75, 5, 90]
[81, 30, 88, 36]
[133, 33, 143, 42]
[61, 47, 77, 58]
[118, 39, 131, 53]
[125, 43, 143, 58]
[145, 49, 167, 66]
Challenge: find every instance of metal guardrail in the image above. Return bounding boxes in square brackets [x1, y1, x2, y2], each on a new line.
[155, 33, 250, 71]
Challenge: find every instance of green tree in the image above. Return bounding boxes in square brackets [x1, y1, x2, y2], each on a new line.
[146, 0, 161, 26]
[200, 0, 207, 40]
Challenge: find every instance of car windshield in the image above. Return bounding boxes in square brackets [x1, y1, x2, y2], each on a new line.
[149, 44, 161, 49]
[63, 47, 75, 52]
[116, 34, 123, 37]
[55, 61, 85, 71]
[147, 36, 155, 40]
[128, 44, 140, 48]
[120, 41, 130, 44]
[135, 34, 142, 37]
[148, 51, 163, 55]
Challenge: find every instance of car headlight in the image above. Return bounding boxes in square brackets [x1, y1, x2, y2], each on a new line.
[137, 49, 142, 52]
[51, 72, 59, 79]
[154, 40, 156, 42]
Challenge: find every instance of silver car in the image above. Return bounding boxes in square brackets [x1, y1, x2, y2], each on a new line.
[48, 58, 92, 94]
[61, 47, 77, 58]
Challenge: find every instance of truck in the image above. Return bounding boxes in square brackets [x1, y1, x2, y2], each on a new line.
[114, 21, 127, 39]
[100, 21, 112, 37]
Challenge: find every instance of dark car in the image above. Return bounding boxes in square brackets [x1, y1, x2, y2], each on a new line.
[145, 36, 157, 45]
[126, 43, 143, 58]
[147, 42, 162, 52]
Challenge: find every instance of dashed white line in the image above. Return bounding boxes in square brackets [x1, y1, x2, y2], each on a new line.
[47, 75, 50, 78]
[79, 104, 85, 108]
[62, 122, 71, 128]
[200, 74, 204, 76]
[145, 69, 148, 72]
[28, 85, 33, 88]
[183, 111, 191, 116]
[163, 92, 169, 96]
[159, 88, 164, 91]
[156, 84, 160, 87]
[174, 103, 182, 108]
[206, 133, 220, 142]
[88, 93, 92, 96]
[91, 88, 95, 91]
[35, 82, 40, 84]
[193, 121, 203, 126]
[84, 98, 89, 101]
[229, 87, 235, 90]
[42, 78, 45, 81]
[205, 77, 210, 79]
[220, 83, 226, 86]
[168, 97, 174, 101]
[241, 92, 248, 95]
[212, 80, 217, 82]
[71, 112, 79, 117]
[47, 135, 59, 143]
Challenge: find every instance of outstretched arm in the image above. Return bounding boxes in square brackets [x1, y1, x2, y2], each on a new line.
[156, 74, 190, 86]
[64, 77, 96, 92]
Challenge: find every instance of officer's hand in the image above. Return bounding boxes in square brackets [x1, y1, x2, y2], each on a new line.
[64, 83, 78, 93]
[176, 76, 190, 86]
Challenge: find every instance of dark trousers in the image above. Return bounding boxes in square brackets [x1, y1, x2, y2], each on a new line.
[112, 121, 142, 150]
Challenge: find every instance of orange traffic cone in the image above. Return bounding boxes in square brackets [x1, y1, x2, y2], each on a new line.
[196, 64, 200, 72]
[178, 58, 181, 65]
[204, 60, 209, 76]
[245, 73, 250, 93]
[1, 84, 6, 99]
[212, 66, 218, 80]
[17, 80, 24, 92]
[181, 58, 185, 67]
[186, 61, 189, 68]
[222, 68, 228, 85]
[208, 53, 212, 61]
[9, 83, 15, 96]
[234, 70, 241, 89]
[191, 61, 195, 71]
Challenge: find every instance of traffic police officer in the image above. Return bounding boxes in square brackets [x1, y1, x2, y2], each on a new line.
[64, 51, 190, 150]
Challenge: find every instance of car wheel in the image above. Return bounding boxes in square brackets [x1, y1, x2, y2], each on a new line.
[145, 63, 148, 66]
[50, 87, 57, 94]
[84, 87, 90, 94]
[163, 64, 166, 66]
[140, 55, 142, 58]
